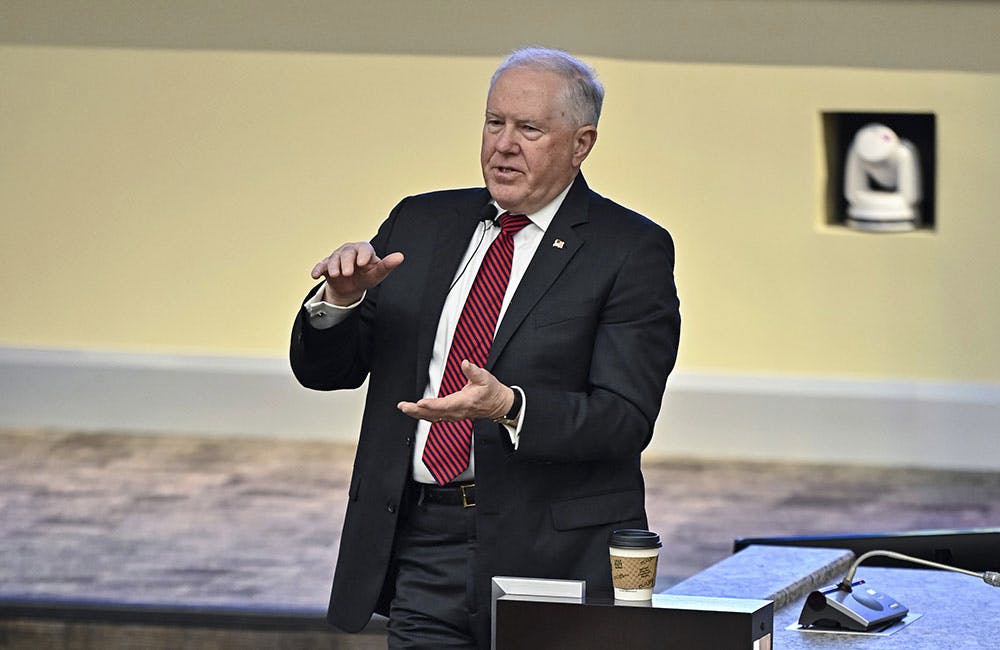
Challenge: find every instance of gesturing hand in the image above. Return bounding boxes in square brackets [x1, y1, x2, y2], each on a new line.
[397, 361, 514, 423]
[311, 242, 404, 306]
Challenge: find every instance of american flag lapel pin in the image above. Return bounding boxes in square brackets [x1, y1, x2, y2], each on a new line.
[552, 238, 565, 249]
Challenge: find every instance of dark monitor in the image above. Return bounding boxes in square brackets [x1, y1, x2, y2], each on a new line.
[734, 528, 999, 572]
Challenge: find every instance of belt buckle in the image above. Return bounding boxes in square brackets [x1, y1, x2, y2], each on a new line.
[460, 483, 475, 508]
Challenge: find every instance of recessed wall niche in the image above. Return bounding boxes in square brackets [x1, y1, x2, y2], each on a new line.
[822, 112, 936, 232]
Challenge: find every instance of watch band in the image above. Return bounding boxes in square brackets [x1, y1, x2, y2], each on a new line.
[493, 387, 522, 427]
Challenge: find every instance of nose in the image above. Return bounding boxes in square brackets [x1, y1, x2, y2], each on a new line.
[494, 125, 520, 154]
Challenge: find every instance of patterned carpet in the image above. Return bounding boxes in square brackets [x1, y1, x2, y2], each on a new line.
[3, 427, 999, 612]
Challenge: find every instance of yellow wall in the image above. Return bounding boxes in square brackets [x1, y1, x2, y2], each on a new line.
[2, 45, 999, 381]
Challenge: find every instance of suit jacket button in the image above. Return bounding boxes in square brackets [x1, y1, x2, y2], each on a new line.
[386, 502, 396, 513]
[404, 436, 413, 447]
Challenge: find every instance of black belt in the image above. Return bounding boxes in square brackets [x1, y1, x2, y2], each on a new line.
[412, 481, 476, 508]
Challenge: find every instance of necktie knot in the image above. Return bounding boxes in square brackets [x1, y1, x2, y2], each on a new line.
[499, 212, 531, 237]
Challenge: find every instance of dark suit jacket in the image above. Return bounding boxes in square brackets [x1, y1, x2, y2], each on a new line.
[290, 174, 680, 641]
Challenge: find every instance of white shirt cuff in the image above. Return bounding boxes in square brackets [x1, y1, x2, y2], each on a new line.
[303, 282, 365, 329]
[504, 385, 526, 450]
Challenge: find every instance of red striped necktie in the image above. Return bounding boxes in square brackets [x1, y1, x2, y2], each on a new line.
[421, 211, 532, 485]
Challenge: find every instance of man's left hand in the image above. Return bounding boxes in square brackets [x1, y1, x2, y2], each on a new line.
[398, 361, 513, 423]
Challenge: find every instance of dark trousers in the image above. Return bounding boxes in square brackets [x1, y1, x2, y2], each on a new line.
[387, 487, 484, 649]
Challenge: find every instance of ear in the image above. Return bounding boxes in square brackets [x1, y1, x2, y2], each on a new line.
[571, 125, 598, 167]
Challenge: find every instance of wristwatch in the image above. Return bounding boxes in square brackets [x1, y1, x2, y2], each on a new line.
[492, 387, 522, 428]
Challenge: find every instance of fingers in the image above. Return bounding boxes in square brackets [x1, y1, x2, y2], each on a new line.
[397, 361, 511, 422]
[379, 251, 406, 275]
[311, 242, 376, 280]
[310, 244, 405, 307]
[313, 245, 403, 280]
[460, 361, 513, 419]
[397, 397, 455, 422]
[365, 251, 405, 286]
[397, 395, 466, 423]
[463, 359, 501, 384]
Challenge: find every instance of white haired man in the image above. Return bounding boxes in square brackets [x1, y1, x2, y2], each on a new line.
[292, 47, 681, 649]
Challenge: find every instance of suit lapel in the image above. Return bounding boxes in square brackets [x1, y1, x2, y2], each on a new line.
[487, 174, 590, 369]
[414, 192, 491, 394]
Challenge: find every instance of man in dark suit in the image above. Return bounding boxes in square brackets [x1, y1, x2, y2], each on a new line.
[290, 47, 680, 649]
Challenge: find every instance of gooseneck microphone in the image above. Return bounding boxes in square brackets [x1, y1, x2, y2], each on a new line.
[799, 549, 1000, 632]
[838, 550, 1000, 591]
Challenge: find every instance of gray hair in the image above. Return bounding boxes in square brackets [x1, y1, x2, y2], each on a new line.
[489, 47, 604, 128]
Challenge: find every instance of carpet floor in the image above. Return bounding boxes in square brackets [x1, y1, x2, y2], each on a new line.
[3, 427, 998, 612]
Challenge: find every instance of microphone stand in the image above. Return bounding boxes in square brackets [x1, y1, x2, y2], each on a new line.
[799, 549, 999, 632]
[839, 550, 1000, 591]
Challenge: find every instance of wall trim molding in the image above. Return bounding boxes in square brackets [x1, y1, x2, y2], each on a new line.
[2, 347, 997, 470]
[3, 1, 997, 73]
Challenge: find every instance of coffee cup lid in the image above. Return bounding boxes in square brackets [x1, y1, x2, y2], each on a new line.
[609, 529, 662, 549]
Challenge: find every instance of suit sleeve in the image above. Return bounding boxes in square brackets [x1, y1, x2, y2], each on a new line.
[511, 224, 680, 463]
[288, 199, 406, 391]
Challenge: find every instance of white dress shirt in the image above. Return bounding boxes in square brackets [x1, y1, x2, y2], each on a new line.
[305, 182, 572, 483]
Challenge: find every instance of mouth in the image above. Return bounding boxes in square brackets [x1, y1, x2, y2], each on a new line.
[491, 165, 523, 179]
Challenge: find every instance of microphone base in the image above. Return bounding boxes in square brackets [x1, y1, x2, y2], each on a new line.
[798, 582, 908, 632]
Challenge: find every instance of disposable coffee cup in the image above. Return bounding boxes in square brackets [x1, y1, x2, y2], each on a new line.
[608, 529, 662, 601]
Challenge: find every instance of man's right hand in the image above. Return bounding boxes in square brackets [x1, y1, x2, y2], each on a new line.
[311, 242, 405, 306]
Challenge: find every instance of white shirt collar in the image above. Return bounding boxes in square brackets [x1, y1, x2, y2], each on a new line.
[491, 178, 574, 233]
